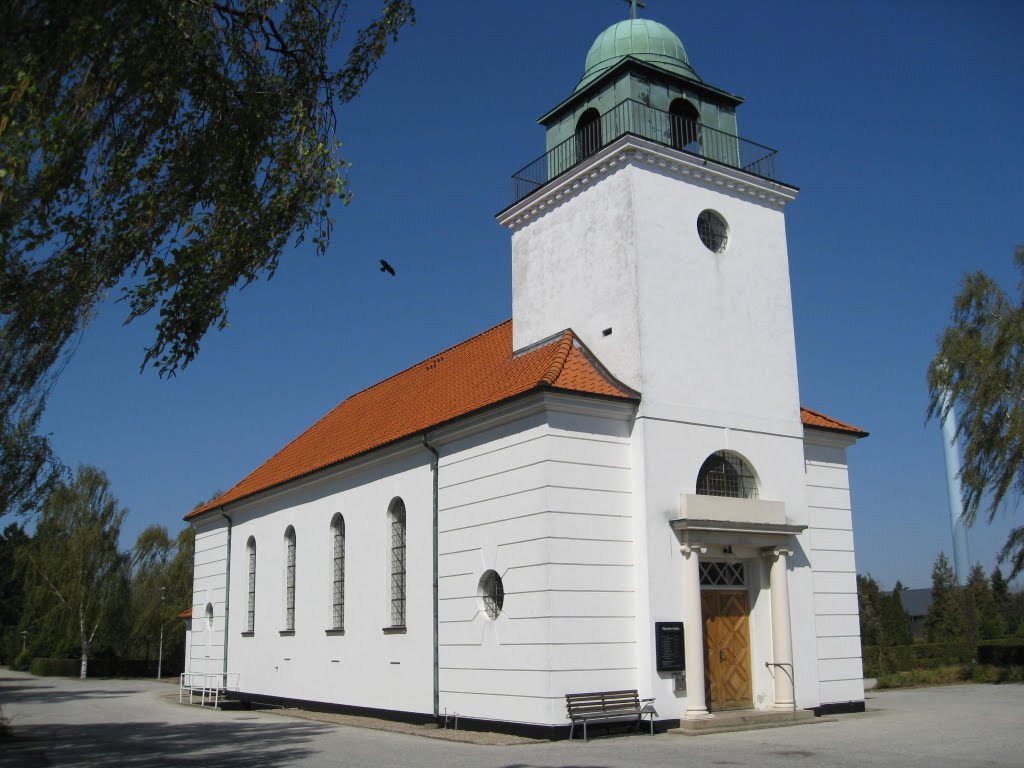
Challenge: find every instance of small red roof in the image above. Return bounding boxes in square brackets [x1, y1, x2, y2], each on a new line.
[800, 406, 868, 438]
[177, 608, 193, 619]
[187, 321, 637, 518]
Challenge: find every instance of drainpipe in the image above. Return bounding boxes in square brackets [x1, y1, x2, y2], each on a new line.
[218, 510, 232, 681]
[422, 434, 440, 721]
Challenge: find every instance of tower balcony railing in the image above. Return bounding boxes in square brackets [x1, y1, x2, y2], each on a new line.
[509, 98, 780, 206]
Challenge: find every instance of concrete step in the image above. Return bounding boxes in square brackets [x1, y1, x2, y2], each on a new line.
[675, 708, 822, 736]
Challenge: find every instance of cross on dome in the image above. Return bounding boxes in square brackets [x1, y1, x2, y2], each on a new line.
[623, 0, 647, 20]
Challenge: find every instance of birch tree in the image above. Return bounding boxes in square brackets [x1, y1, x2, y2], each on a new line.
[0, 1, 416, 518]
[21, 466, 128, 677]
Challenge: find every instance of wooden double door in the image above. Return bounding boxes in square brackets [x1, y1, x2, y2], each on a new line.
[701, 590, 753, 711]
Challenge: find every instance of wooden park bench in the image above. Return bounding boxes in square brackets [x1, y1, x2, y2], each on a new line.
[565, 689, 657, 741]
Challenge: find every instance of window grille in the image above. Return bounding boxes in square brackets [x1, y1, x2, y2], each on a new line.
[697, 209, 729, 253]
[246, 538, 256, 633]
[331, 515, 345, 631]
[479, 570, 504, 620]
[285, 527, 296, 631]
[390, 501, 406, 627]
[700, 561, 746, 587]
[696, 450, 758, 499]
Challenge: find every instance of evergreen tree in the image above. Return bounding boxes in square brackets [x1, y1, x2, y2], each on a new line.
[965, 563, 1004, 642]
[991, 566, 1012, 634]
[857, 573, 882, 646]
[925, 552, 964, 643]
[880, 581, 914, 646]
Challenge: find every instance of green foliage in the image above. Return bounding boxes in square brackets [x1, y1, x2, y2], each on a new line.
[11, 648, 31, 671]
[0, 1, 415, 519]
[123, 524, 194, 664]
[18, 466, 129, 677]
[976, 639, 1024, 666]
[927, 245, 1024, 577]
[858, 574, 914, 647]
[0, 524, 29, 661]
[857, 574, 882, 646]
[925, 552, 964, 643]
[875, 664, 1024, 689]
[28, 657, 80, 677]
[862, 642, 973, 677]
[880, 583, 914, 646]
[965, 563, 1005, 642]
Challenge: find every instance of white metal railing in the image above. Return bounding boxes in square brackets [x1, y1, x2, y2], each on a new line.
[179, 672, 240, 708]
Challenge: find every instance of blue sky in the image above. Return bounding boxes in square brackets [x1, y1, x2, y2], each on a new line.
[33, 0, 1024, 590]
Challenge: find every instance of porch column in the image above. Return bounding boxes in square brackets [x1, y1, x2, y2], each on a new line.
[764, 546, 795, 710]
[680, 543, 709, 718]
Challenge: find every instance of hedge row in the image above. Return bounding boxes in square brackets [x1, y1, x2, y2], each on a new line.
[29, 658, 80, 677]
[864, 640, 1024, 676]
[977, 640, 1024, 666]
[862, 643, 973, 676]
[27, 657, 185, 678]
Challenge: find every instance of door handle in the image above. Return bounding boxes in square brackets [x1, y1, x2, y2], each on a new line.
[719, 649, 725, 662]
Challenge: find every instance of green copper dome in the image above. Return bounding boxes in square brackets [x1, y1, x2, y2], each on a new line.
[574, 19, 700, 93]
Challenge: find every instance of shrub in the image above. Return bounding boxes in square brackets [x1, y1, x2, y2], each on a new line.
[29, 658, 80, 677]
[10, 650, 31, 672]
[862, 642, 973, 676]
[977, 639, 1024, 666]
[875, 664, 1024, 689]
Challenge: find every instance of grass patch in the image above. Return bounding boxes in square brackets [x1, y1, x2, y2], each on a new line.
[876, 664, 1024, 689]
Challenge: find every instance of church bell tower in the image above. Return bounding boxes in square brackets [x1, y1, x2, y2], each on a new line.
[497, 9, 802, 437]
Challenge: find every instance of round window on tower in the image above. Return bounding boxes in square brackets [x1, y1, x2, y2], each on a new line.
[478, 570, 505, 620]
[697, 209, 729, 253]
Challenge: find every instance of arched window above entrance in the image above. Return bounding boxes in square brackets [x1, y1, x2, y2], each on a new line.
[695, 450, 758, 499]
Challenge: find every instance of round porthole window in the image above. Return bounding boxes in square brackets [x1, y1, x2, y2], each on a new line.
[697, 209, 729, 253]
[478, 570, 505, 620]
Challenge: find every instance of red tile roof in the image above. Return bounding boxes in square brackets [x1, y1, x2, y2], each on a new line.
[800, 406, 868, 438]
[177, 608, 193, 619]
[187, 321, 637, 518]
[187, 322, 866, 520]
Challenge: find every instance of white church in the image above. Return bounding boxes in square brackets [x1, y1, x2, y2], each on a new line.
[185, 12, 868, 735]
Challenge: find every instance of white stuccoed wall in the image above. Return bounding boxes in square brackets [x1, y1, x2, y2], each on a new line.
[190, 518, 229, 676]
[503, 136, 827, 717]
[804, 431, 865, 705]
[210, 446, 435, 713]
[436, 395, 636, 726]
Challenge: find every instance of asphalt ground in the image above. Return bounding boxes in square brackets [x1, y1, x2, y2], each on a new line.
[1, 669, 1021, 767]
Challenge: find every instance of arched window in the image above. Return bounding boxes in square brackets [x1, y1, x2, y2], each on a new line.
[284, 526, 296, 631]
[389, 499, 407, 627]
[669, 98, 700, 152]
[205, 602, 215, 646]
[696, 450, 759, 499]
[575, 108, 602, 162]
[330, 514, 345, 631]
[246, 536, 256, 634]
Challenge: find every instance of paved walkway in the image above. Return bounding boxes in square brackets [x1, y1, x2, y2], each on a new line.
[1, 669, 1022, 767]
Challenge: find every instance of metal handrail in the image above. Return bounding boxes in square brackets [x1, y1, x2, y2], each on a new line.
[764, 661, 797, 715]
[509, 98, 781, 206]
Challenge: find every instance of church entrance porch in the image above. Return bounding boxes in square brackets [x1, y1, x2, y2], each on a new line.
[701, 589, 753, 711]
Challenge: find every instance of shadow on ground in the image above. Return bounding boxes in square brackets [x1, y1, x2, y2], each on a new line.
[0, 677, 139, 706]
[0, 717, 329, 768]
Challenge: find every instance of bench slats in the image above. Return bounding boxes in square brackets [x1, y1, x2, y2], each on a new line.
[565, 688, 655, 741]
